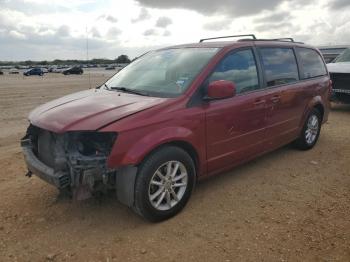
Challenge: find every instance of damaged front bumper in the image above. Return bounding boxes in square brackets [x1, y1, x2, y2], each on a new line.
[21, 125, 138, 205]
[21, 138, 70, 188]
[20, 125, 117, 200]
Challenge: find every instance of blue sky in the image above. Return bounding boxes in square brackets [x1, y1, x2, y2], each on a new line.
[0, 0, 349, 60]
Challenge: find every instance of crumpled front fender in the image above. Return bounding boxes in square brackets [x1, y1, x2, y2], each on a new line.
[107, 126, 198, 167]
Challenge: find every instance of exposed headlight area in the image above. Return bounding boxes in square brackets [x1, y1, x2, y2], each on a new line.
[68, 131, 117, 157]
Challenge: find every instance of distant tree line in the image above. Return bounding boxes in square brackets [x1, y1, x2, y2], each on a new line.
[0, 55, 131, 67]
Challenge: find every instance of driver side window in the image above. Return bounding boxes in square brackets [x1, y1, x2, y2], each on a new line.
[209, 49, 259, 94]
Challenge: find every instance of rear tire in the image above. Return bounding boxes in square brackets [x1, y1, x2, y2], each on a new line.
[133, 146, 195, 222]
[294, 108, 322, 150]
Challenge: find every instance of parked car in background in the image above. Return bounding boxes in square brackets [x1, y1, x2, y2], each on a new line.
[49, 67, 64, 73]
[9, 68, 19, 74]
[17, 65, 29, 70]
[105, 65, 116, 70]
[24, 68, 44, 76]
[327, 48, 350, 103]
[62, 66, 83, 75]
[21, 35, 331, 222]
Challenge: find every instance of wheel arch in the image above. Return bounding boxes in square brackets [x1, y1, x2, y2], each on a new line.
[109, 124, 206, 176]
[313, 103, 324, 122]
[300, 96, 325, 129]
[140, 140, 200, 177]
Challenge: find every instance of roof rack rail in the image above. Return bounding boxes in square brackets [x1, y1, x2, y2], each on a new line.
[238, 38, 304, 44]
[199, 34, 256, 43]
[252, 38, 295, 42]
[275, 38, 294, 42]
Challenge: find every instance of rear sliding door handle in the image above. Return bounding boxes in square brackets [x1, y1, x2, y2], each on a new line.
[270, 96, 280, 103]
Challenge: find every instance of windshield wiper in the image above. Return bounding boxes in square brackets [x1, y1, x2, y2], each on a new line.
[109, 86, 150, 96]
[95, 83, 108, 89]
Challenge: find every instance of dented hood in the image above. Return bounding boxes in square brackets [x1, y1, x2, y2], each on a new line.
[29, 88, 167, 133]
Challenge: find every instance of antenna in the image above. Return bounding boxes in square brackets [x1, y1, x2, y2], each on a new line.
[86, 25, 92, 89]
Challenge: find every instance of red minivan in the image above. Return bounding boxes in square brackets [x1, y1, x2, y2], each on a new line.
[21, 35, 331, 221]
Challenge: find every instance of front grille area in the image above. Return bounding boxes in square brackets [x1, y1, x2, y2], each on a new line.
[330, 73, 350, 91]
[26, 125, 68, 171]
[37, 130, 57, 168]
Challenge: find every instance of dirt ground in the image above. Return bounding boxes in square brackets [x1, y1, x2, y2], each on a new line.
[0, 72, 349, 262]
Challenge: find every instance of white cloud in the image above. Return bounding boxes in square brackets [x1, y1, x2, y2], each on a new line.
[203, 18, 232, 31]
[106, 15, 118, 23]
[9, 30, 26, 39]
[143, 28, 157, 36]
[90, 27, 101, 38]
[106, 27, 122, 39]
[131, 7, 151, 23]
[155, 17, 172, 28]
[56, 25, 70, 37]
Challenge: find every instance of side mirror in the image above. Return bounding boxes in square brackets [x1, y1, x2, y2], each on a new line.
[205, 80, 236, 100]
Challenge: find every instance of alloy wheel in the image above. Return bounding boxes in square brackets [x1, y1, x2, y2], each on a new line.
[148, 161, 188, 211]
[305, 114, 319, 145]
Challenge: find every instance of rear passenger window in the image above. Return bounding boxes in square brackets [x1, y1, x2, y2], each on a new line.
[260, 48, 299, 87]
[296, 48, 327, 79]
[209, 49, 259, 94]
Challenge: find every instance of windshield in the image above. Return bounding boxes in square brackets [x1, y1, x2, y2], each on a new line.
[333, 48, 350, 63]
[105, 48, 219, 97]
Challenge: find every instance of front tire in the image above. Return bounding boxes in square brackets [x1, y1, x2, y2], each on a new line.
[294, 108, 322, 150]
[133, 146, 195, 222]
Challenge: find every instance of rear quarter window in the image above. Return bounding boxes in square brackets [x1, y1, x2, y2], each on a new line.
[296, 48, 327, 79]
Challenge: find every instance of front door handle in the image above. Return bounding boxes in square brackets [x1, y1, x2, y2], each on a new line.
[254, 99, 265, 106]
